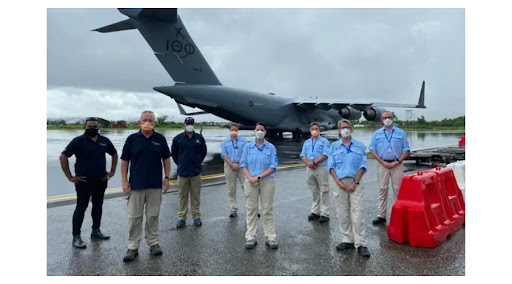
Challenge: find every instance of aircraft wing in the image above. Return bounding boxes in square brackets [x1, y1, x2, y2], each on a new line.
[291, 81, 426, 111]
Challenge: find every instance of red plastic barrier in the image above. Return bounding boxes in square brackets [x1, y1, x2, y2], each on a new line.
[424, 167, 465, 234]
[387, 171, 453, 247]
[458, 136, 465, 147]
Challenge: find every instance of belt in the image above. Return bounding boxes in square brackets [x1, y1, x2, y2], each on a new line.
[383, 159, 398, 163]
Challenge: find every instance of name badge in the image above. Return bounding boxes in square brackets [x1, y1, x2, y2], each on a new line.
[387, 146, 392, 153]
[310, 155, 315, 161]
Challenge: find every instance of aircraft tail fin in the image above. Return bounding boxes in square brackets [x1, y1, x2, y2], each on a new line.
[416, 80, 426, 108]
[93, 8, 221, 85]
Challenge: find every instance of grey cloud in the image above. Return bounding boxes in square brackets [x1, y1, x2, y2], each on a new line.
[47, 8, 465, 121]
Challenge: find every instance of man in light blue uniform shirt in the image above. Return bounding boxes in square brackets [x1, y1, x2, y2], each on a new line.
[240, 122, 279, 249]
[369, 111, 410, 225]
[221, 122, 248, 217]
[328, 119, 370, 258]
[300, 122, 331, 223]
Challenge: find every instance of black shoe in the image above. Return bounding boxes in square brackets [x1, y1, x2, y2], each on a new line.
[245, 240, 257, 249]
[308, 213, 320, 221]
[91, 229, 110, 240]
[319, 216, 330, 223]
[72, 235, 86, 249]
[358, 246, 371, 258]
[123, 249, 139, 262]
[265, 239, 279, 250]
[229, 211, 237, 218]
[336, 242, 355, 251]
[372, 217, 386, 225]
[150, 244, 163, 256]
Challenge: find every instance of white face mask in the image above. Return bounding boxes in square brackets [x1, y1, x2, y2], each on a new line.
[383, 118, 393, 127]
[340, 128, 351, 138]
[185, 125, 194, 132]
[255, 130, 265, 139]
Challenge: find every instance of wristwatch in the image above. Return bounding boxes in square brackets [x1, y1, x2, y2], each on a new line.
[354, 179, 360, 185]
[257, 176, 261, 180]
[164, 176, 170, 180]
[313, 161, 317, 166]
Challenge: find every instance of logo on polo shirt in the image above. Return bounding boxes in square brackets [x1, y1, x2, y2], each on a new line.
[100, 143, 107, 146]
[195, 140, 201, 144]
[152, 141, 160, 146]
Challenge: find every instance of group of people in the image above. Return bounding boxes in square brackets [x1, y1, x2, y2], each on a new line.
[59, 110, 409, 262]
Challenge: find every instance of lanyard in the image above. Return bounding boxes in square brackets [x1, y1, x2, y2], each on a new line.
[256, 143, 265, 152]
[340, 142, 352, 153]
[383, 129, 394, 145]
[231, 138, 238, 149]
[311, 138, 318, 154]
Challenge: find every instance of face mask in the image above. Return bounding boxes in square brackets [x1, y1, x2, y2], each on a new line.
[141, 122, 154, 131]
[340, 128, 351, 138]
[311, 130, 319, 138]
[383, 118, 393, 127]
[186, 125, 194, 132]
[85, 128, 99, 137]
[255, 130, 265, 139]
[230, 130, 238, 137]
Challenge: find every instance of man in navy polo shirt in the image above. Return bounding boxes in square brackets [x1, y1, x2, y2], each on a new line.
[59, 117, 118, 249]
[120, 110, 171, 262]
[172, 117, 207, 228]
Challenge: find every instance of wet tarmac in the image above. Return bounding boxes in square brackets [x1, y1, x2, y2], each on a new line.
[47, 159, 465, 276]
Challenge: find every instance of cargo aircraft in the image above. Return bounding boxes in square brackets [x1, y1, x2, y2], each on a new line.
[94, 8, 426, 138]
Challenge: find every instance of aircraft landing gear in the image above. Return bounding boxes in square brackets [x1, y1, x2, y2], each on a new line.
[293, 128, 303, 141]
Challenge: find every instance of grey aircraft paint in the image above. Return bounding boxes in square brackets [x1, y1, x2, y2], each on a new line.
[94, 8, 426, 135]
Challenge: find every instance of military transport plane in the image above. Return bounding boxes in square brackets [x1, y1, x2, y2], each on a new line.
[94, 8, 426, 138]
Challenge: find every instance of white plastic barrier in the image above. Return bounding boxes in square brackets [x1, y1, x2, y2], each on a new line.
[446, 160, 465, 191]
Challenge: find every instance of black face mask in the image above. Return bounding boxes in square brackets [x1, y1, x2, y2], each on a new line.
[85, 128, 99, 137]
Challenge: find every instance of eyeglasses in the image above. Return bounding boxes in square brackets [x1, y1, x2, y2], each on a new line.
[142, 110, 154, 114]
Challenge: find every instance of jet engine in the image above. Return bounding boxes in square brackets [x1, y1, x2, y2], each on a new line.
[338, 106, 362, 120]
[363, 107, 386, 122]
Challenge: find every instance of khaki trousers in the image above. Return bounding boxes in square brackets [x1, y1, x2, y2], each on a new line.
[306, 166, 330, 217]
[178, 175, 202, 220]
[377, 162, 404, 219]
[332, 177, 367, 248]
[127, 188, 162, 250]
[244, 178, 277, 242]
[224, 163, 246, 212]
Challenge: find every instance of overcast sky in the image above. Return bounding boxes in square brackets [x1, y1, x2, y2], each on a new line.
[47, 8, 465, 122]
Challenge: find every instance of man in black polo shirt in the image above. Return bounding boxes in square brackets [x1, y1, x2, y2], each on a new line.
[59, 117, 118, 249]
[120, 110, 171, 262]
[172, 117, 207, 228]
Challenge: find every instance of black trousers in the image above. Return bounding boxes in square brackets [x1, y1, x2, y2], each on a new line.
[72, 179, 108, 236]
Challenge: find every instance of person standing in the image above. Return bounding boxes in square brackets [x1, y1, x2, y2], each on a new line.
[369, 111, 410, 225]
[59, 117, 118, 249]
[240, 123, 279, 249]
[121, 110, 171, 262]
[172, 117, 207, 228]
[328, 119, 370, 258]
[221, 122, 248, 218]
[299, 122, 331, 223]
